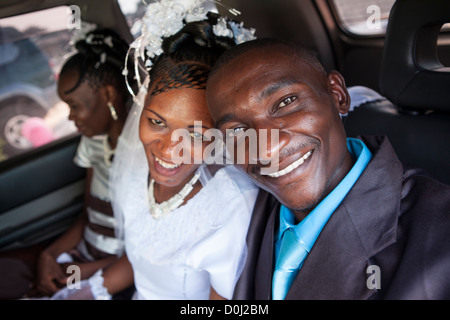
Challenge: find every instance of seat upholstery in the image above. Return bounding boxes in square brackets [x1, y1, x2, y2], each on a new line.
[379, 0, 450, 112]
[344, 0, 450, 185]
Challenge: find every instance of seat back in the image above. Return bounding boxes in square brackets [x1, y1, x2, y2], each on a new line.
[344, 0, 450, 185]
[379, 0, 450, 112]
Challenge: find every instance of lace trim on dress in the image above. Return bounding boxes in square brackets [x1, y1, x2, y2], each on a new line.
[124, 166, 242, 265]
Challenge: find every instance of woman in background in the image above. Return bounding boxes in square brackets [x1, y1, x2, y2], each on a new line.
[35, 27, 134, 297]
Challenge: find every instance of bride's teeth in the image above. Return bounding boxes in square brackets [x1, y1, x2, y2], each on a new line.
[155, 156, 180, 169]
[267, 150, 312, 178]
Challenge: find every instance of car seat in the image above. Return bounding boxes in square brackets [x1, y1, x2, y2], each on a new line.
[344, 0, 450, 185]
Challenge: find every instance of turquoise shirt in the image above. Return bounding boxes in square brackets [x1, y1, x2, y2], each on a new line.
[273, 138, 373, 296]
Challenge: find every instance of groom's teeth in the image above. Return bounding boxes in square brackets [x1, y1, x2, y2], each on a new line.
[155, 156, 180, 169]
[267, 151, 312, 178]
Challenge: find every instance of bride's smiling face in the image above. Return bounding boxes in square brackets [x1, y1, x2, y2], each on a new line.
[139, 86, 215, 188]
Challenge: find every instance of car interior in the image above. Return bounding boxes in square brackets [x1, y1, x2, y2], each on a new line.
[344, 0, 450, 184]
[0, 0, 448, 287]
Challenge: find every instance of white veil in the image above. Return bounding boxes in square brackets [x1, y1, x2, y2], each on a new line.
[109, 77, 149, 249]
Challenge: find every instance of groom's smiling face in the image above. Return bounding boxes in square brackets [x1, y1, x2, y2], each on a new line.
[207, 44, 352, 215]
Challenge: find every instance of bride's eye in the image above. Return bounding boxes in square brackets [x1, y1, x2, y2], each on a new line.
[278, 96, 297, 108]
[150, 118, 165, 127]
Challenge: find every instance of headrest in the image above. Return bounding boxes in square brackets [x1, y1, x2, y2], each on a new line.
[379, 0, 450, 112]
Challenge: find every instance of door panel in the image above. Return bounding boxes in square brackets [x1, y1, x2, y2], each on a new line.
[0, 135, 85, 251]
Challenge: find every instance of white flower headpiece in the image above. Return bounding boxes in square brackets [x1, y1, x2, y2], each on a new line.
[123, 0, 256, 99]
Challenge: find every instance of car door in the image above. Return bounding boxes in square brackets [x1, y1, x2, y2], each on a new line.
[0, 0, 133, 252]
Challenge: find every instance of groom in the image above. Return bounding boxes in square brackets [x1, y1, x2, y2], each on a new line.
[206, 38, 450, 299]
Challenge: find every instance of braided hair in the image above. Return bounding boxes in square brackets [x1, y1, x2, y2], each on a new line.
[60, 28, 133, 104]
[147, 12, 236, 97]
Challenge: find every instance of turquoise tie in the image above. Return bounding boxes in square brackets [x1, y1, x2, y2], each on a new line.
[272, 227, 309, 300]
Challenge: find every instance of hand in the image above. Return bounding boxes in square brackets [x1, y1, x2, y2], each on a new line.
[35, 250, 67, 296]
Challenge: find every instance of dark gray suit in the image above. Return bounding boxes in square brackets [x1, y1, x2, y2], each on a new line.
[234, 136, 450, 300]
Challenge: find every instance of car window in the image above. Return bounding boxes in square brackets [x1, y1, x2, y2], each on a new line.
[331, 0, 395, 36]
[0, 6, 77, 162]
[331, 0, 450, 37]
